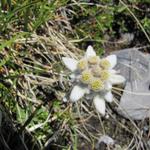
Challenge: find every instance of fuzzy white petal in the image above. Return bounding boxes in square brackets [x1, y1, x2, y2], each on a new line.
[104, 91, 113, 102]
[85, 45, 96, 58]
[62, 57, 78, 72]
[106, 55, 117, 69]
[109, 74, 126, 85]
[105, 82, 112, 90]
[69, 73, 76, 79]
[93, 95, 106, 115]
[108, 69, 117, 74]
[70, 85, 87, 102]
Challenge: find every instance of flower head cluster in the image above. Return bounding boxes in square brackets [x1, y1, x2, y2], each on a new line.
[62, 46, 125, 115]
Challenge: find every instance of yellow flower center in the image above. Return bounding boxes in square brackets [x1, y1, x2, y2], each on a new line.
[90, 78, 104, 91]
[92, 66, 102, 77]
[81, 70, 92, 84]
[88, 56, 100, 64]
[100, 70, 110, 81]
[77, 59, 87, 70]
[100, 59, 111, 69]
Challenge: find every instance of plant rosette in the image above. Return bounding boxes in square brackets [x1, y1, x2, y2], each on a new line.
[62, 46, 126, 115]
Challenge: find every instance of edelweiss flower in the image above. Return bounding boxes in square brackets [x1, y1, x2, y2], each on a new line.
[62, 46, 125, 115]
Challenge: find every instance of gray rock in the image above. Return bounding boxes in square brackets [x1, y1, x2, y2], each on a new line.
[113, 48, 150, 120]
[95, 135, 114, 150]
